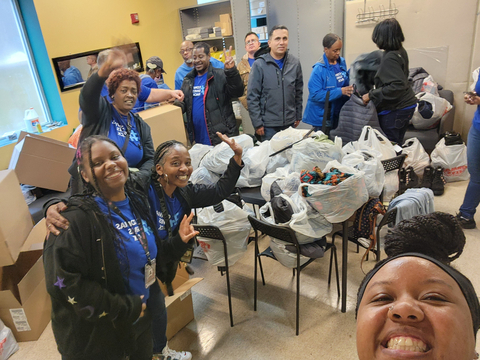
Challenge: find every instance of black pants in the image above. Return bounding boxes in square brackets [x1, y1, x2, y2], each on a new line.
[378, 107, 416, 145]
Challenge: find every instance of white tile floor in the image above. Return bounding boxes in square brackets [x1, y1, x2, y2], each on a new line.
[9, 180, 480, 360]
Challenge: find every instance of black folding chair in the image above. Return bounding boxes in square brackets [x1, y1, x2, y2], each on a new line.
[248, 215, 339, 335]
[192, 224, 234, 327]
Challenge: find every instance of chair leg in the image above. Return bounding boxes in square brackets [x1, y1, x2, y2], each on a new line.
[334, 247, 340, 299]
[222, 241, 234, 327]
[254, 232, 258, 312]
[376, 230, 381, 262]
[296, 261, 300, 336]
[292, 268, 295, 277]
[356, 243, 359, 253]
[328, 247, 334, 285]
[257, 242, 266, 286]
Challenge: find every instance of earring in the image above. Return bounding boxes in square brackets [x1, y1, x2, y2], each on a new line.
[164, 173, 169, 185]
[474, 351, 479, 360]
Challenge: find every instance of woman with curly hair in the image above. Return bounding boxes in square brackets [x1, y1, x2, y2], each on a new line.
[356, 212, 480, 360]
[44, 135, 196, 360]
[70, 48, 183, 194]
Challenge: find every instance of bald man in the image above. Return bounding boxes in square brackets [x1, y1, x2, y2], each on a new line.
[174, 40, 225, 90]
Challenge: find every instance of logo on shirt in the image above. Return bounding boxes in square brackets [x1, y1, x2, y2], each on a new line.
[335, 71, 346, 84]
[193, 84, 205, 97]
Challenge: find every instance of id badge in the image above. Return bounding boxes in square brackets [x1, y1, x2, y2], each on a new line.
[145, 259, 156, 289]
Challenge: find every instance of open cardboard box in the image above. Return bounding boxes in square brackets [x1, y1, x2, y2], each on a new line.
[0, 219, 51, 342]
[159, 263, 202, 340]
[8, 132, 76, 192]
[140, 105, 188, 148]
[0, 170, 34, 267]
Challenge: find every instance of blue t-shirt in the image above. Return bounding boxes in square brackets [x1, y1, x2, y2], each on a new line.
[95, 196, 157, 301]
[248, 58, 255, 67]
[137, 76, 159, 111]
[473, 77, 480, 131]
[148, 185, 186, 240]
[108, 107, 143, 167]
[192, 73, 211, 145]
[175, 59, 225, 90]
[63, 66, 84, 86]
[274, 58, 285, 70]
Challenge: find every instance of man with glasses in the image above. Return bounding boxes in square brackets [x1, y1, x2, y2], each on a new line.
[247, 25, 303, 140]
[174, 40, 225, 90]
[237, 32, 261, 110]
[174, 42, 243, 145]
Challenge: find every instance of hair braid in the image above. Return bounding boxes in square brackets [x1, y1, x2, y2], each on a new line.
[151, 140, 186, 182]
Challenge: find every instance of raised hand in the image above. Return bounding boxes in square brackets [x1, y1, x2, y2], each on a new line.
[178, 213, 199, 244]
[223, 46, 235, 69]
[217, 132, 242, 165]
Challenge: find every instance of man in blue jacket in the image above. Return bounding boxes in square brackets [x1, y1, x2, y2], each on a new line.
[247, 25, 303, 140]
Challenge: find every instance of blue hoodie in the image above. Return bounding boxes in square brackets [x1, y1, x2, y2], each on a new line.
[302, 53, 349, 128]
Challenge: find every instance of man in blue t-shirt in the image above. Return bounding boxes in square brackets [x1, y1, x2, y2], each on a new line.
[174, 42, 244, 146]
[137, 56, 171, 111]
[174, 41, 225, 90]
[59, 60, 84, 87]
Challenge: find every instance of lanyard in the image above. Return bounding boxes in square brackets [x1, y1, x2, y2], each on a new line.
[108, 198, 152, 265]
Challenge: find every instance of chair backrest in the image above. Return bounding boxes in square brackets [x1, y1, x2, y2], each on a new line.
[193, 224, 226, 242]
[247, 215, 298, 245]
[377, 207, 398, 229]
[381, 154, 406, 173]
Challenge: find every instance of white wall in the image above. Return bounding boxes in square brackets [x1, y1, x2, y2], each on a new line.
[345, 0, 480, 139]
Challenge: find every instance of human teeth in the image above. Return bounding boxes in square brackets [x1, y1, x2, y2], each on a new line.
[387, 337, 427, 352]
[178, 175, 188, 180]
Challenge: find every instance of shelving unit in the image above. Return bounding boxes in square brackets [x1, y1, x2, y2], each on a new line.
[179, 0, 235, 51]
[249, 0, 267, 42]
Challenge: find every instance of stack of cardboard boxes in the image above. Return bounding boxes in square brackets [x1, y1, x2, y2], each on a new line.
[252, 26, 268, 41]
[215, 13, 233, 37]
[250, 1, 266, 17]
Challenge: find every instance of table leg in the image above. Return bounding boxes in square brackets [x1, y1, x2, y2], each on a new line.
[341, 220, 348, 313]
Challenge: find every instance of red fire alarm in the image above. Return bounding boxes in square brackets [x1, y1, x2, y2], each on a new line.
[130, 13, 139, 24]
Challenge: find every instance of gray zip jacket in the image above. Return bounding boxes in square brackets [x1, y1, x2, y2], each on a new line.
[247, 50, 303, 129]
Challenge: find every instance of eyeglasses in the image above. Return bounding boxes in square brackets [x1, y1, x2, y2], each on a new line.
[245, 39, 258, 45]
[179, 48, 194, 54]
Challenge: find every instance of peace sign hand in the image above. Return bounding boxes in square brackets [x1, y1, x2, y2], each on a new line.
[223, 46, 235, 69]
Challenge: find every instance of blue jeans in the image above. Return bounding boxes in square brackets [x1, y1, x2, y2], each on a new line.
[459, 126, 480, 219]
[263, 125, 291, 141]
[378, 107, 415, 145]
[147, 280, 167, 353]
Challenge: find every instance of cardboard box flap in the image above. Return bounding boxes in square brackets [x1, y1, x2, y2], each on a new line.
[18, 256, 44, 304]
[0, 291, 22, 309]
[0, 170, 33, 267]
[164, 277, 203, 307]
[21, 219, 46, 253]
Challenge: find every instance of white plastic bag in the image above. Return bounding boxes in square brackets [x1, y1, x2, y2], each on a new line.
[236, 141, 271, 188]
[0, 319, 19, 360]
[269, 127, 308, 152]
[189, 143, 213, 170]
[421, 75, 439, 96]
[260, 166, 296, 201]
[402, 138, 430, 176]
[299, 161, 369, 223]
[259, 192, 332, 243]
[342, 150, 385, 197]
[411, 92, 452, 130]
[431, 138, 469, 182]
[290, 137, 343, 174]
[189, 167, 220, 185]
[358, 126, 396, 160]
[196, 200, 251, 266]
[269, 238, 310, 268]
[201, 134, 254, 174]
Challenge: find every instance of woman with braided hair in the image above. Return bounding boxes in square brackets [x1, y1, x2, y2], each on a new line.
[44, 136, 197, 360]
[355, 212, 480, 360]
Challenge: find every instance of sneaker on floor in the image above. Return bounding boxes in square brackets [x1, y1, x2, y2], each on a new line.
[431, 166, 446, 196]
[419, 165, 434, 189]
[154, 344, 192, 360]
[405, 166, 419, 188]
[398, 168, 407, 195]
[456, 213, 476, 229]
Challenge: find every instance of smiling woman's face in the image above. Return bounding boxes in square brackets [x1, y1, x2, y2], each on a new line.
[356, 257, 476, 360]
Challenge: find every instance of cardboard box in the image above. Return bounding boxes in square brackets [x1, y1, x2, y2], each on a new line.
[251, 7, 267, 16]
[219, 13, 232, 24]
[140, 104, 187, 148]
[218, 14, 233, 36]
[0, 219, 51, 342]
[0, 170, 33, 267]
[8, 132, 76, 192]
[159, 263, 202, 340]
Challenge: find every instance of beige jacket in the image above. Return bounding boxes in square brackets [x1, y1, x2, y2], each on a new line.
[237, 53, 252, 109]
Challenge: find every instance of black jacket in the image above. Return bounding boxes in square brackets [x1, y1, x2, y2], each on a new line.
[175, 63, 244, 145]
[369, 47, 417, 113]
[69, 73, 155, 193]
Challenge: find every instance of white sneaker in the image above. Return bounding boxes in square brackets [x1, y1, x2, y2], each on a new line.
[358, 237, 372, 248]
[156, 343, 192, 360]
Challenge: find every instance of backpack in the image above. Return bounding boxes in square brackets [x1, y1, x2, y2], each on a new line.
[353, 197, 386, 261]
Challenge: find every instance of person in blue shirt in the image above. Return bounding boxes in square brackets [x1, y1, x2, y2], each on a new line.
[59, 60, 84, 87]
[237, 32, 261, 110]
[456, 77, 480, 229]
[44, 135, 196, 360]
[175, 40, 225, 90]
[137, 56, 171, 111]
[302, 33, 353, 131]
